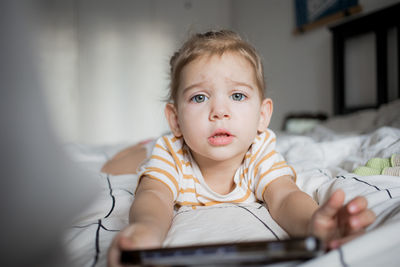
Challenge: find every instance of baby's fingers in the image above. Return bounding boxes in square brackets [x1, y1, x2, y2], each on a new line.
[107, 227, 137, 267]
[346, 196, 368, 215]
[310, 190, 345, 241]
[318, 189, 345, 218]
[107, 234, 125, 267]
[348, 209, 376, 232]
[343, 196, 375, 233]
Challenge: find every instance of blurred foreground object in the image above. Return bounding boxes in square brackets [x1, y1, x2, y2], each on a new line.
[0, 1, 100, 266]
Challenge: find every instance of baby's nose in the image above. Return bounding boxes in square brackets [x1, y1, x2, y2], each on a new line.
[210, 101, 230, 120]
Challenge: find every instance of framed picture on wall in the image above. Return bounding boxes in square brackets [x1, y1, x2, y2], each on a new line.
[294, 0, 361, 34]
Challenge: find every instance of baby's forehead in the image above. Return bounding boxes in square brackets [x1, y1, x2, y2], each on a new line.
[195, 51, 251, 65]
[180, 52, 259, 85]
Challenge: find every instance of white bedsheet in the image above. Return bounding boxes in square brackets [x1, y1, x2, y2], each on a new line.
[64, 126, 400, 267]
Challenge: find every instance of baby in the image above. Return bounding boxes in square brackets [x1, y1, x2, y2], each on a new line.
[107, 30, 375, 267]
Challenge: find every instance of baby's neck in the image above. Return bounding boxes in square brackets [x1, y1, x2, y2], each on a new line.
[194, 154, 244, 195]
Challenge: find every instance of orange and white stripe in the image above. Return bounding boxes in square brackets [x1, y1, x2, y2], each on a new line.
[137, 130, 295, 208]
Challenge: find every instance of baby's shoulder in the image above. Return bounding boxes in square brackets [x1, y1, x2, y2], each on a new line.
[155, 134, 185, 149]
[253, 129, 277, 148]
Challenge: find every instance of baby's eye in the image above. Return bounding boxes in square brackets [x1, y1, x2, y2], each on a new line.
[191, 94, 208, 103]
[231, 93, 246, 101]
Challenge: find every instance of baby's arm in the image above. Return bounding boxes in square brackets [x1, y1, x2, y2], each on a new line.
[101, 143, 147, 175]
[108, 176, 174, 267]
[263, 176, 318, 236]
[263, 176, 375, 249]
[127, 176, 175, 246]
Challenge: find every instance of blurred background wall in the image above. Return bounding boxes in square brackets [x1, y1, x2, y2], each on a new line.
[32, 0, 400, 145]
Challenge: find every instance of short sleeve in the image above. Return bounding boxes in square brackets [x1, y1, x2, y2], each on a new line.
[136, 135, 181, 200]
[251, 131, 296, 201]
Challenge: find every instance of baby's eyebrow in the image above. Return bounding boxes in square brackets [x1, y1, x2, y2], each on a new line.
[230, 80, 254, 90]
[182, 82, 207, 94]
[182, 80, 254, 94]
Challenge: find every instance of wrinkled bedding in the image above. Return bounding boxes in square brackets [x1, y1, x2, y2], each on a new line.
[64, 125, 400, 266]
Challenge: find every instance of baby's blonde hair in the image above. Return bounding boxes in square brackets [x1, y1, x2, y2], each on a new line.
[168, 30, 265, 104]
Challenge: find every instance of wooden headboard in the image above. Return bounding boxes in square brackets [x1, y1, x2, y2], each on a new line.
[329, 3, 400, 115]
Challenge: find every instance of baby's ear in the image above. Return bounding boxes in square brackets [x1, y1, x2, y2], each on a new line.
[257, 98, 273, 132]
[165, 103, 182, 137]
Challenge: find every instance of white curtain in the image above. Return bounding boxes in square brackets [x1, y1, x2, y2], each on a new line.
[35, 0, 233, 144]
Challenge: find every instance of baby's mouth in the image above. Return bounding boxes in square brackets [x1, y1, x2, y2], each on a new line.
[209, 129, 232, 138]
[212, 133, 230, 138]
[208, 130, 234, 146]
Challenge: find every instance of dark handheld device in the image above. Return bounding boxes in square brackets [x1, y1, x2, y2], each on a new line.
[120, 236, 323, 266]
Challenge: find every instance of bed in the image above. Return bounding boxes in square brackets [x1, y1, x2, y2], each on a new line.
[63, 3, 400, 267]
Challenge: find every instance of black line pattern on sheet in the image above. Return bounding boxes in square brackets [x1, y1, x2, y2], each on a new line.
[89, 220, 122, 267]
[100, 223, 120, 232]
[105, 174, 116, 218]
[68, 224, 98, 244]
[91, 220, 102, 267]
[237, 205, 280, 240]
[122, 189, 134, 196]
[385, 189, 393, 199]
[71, 222, 99, 228]
[338, 247, 349, 267]
[337, 175, 393, 199]
[91, 166, 116, 266]
[351, 176, 393, 199]
[315, 188, 320, 204]
[351, 176, 381, 191]
[317, 168, 331, 178]
[255, 204, 263, 209]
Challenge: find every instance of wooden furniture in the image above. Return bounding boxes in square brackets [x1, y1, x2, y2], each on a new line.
[329, 3, 400, 115]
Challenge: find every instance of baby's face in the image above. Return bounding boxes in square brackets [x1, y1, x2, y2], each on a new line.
[172, 52, 270, 165]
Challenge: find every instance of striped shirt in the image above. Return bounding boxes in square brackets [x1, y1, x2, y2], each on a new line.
[137, 129, 296, 208]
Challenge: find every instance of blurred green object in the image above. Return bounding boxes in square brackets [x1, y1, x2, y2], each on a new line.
[353, 166, 381, 176]
[366, 158, 390, 169]
[353, 154, 399, 176]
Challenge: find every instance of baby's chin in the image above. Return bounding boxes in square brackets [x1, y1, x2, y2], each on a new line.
[191, 146, 249, 164]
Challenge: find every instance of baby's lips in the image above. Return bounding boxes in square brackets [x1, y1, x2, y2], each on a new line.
[209, 128, 232, 138]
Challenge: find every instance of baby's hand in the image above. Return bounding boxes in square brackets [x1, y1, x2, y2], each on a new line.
[107, 223, 163, 267]
[309, 189, 376, 250]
